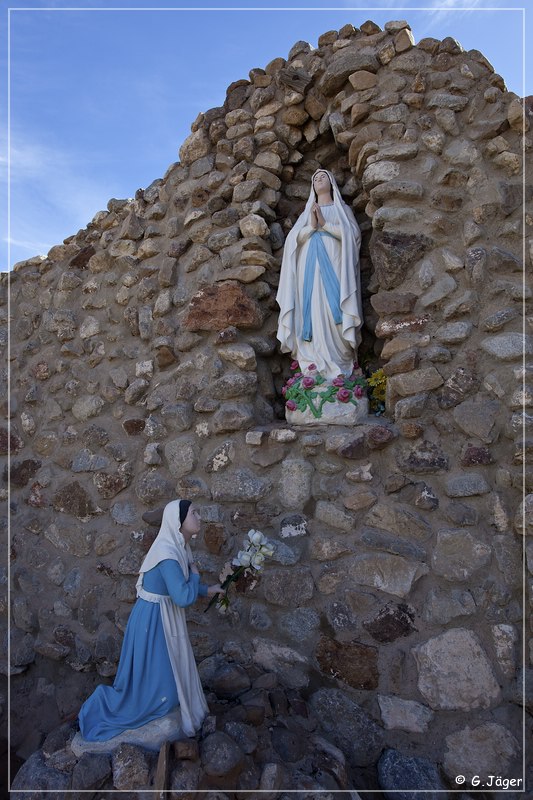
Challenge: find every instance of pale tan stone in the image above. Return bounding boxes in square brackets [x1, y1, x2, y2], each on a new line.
[349, 70, 377, 90]
[239, 214, 269, 238]
[253, 151, 282, 174]
[378, 696, 433, 732]
[507, 97, 529, 132]
[394, 28, 415, 52]
[179, 129, 210, 164]
[493, 151, 521, 175]
[349, 553, 428, 598]
[136, 240, 160, 260]
[388, 367, 443, 397]
[413, 629, 501, 710]
[343, 490, 377, 512]
[109, 240, 136, 258]
[443, 723, 519, 783]
[310, 534, 353, 562]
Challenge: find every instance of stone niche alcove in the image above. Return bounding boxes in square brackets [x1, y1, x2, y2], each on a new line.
[3, 17, 532, 791]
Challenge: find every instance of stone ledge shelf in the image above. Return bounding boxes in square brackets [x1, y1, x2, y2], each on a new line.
[286, 396, 370, 426]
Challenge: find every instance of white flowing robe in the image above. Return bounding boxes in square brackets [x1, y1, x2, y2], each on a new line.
[276, 170, 363, 381]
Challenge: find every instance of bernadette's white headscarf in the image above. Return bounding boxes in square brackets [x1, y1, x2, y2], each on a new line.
[276, 168, 362, 357]
[136, 499, 192, 593]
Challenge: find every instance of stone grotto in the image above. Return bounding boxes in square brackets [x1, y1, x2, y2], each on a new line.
[2, 16, 532, 797]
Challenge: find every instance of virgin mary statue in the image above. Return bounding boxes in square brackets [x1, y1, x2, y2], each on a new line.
[276, 169, 363, 381]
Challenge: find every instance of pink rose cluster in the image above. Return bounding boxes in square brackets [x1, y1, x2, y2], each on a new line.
[283, 360, 367, 418]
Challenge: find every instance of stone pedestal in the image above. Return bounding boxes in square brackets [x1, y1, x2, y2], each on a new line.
[286, 397, 369, 426]
[70, 710, 183, 756]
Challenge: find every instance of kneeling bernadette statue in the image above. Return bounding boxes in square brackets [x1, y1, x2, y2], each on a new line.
[78, 499, 221, 742]
[276, 168, 363, 382]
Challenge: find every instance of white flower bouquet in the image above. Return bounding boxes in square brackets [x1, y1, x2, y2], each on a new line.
[205, 529, 274, 612]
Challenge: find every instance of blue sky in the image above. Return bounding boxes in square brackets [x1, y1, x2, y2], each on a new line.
[0, 0, 528, 270]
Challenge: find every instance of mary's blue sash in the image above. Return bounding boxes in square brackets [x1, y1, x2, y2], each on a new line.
[302, 230, 342, 341]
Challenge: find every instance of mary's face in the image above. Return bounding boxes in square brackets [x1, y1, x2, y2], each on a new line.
[181, 505, 201, 540]
[313, 171, 331, 193]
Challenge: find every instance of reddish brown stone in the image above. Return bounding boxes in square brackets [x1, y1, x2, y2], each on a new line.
[363, 602, 416, 643]
[396, 440, 449, 473]
[5, 459, 41, 488]
[366, 425, 397, 450]
[122, 419, 146, 436]
[52, 481, 99, 519]
[0, 427, 24, 455]
[155, 346, 176, 369]
[461, 445, 494, 467]
[233, 570, 258, 595]
[204, 523, 227, 555]
[370, 231, 434, 290]
[399, 421, 424, 438]
[184, 282, 263, 331]
[316, 636, 378, 690]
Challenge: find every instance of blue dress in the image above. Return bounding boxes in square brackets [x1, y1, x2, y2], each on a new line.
[78, 560, 207, 741]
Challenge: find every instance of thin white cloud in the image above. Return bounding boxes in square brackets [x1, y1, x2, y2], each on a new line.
[4, 235, 52, 253]
[412, 0, 497, 41]
[1, 132, 112, 266]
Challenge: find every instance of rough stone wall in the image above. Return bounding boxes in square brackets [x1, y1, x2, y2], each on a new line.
[2, 18, 531, 784]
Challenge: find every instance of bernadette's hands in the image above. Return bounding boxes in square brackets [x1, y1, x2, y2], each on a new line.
[207, 583, 223, 597]
[190, 563, 200, 576]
